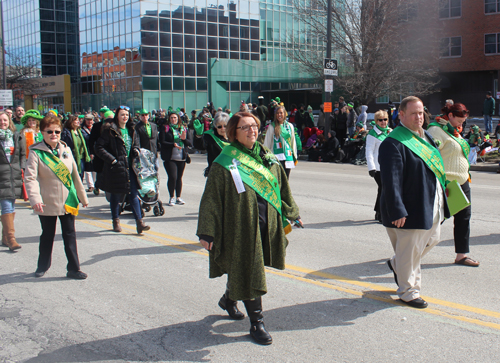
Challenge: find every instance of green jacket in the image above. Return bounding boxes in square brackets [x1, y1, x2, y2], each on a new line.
[483, 97, 495, 116]
[197, 147, 299, 301]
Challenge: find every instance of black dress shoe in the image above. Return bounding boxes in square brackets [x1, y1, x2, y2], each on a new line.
[401, 297, 428, 309]
[387, 260, 398, 286]
[66, 270, 88, 280]
[35, 271, 45, 278]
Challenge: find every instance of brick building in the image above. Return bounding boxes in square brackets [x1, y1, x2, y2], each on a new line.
[370, 0, 500, 116]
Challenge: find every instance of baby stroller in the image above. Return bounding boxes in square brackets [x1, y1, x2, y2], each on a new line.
[129, 148, 165, 216]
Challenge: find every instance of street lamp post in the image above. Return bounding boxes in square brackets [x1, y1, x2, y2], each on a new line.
[324, 0, 332, 139]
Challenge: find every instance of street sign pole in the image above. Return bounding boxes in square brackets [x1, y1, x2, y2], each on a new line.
[324, 0, 332, 139]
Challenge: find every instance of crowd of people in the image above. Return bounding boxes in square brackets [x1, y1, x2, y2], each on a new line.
[0, 94, 494, 344]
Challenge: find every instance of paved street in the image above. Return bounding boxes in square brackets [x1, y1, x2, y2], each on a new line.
[1, 154, 499, 362]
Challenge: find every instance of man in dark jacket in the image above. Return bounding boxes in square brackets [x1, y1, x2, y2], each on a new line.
[89, 110, 114, 193]
[133, 109, 159, 155]
[256, 96, 268, 125]
[483, 91, 496, 134]
[379, 96, 449, 310]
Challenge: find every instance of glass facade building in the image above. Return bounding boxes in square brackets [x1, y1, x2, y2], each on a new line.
[78, 0, 326, 112]
[3, 0, 79, 110]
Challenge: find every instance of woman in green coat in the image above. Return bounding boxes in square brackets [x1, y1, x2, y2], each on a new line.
[197, 112, 301, 345]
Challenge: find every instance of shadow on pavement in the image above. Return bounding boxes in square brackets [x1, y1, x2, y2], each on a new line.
[437, 233, 500, 247]
[24, 297, 389, 362]
[80, 244, 199, 266]
[304, 219, 379, 229]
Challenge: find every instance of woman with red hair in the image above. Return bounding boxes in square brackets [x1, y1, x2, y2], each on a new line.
[428, 103, 479, 267]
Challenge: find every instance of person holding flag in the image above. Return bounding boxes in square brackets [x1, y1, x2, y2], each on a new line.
[25, 114, 89, 279]
[263, 105, 298, 179]
[197, 112, 301, 345]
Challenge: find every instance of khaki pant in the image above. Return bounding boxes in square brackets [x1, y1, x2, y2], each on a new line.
[387, 221, 441, 302]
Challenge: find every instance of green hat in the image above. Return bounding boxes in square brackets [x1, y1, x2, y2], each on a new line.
[78, 114, 85, 119]
[356, 121, 364, 128]
[21, 110, 44, 125]
[48, 109, 58, 116]
[275, 97, 280, 103]
[348, 103, 354, 108]
[370, 120, 376, 126]
[138, 108, 149, 115]
[168, 106, 173, 112]
[472, 125, 479, 132]
[104, 110, 115, 119]
[99, 107, 109, 113]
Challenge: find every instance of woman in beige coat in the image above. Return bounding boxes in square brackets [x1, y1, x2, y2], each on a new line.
[25, 114, 89, 279]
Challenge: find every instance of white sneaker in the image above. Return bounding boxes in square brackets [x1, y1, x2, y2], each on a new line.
[168, 197, 176, 206]
[176, 198, 185, 205]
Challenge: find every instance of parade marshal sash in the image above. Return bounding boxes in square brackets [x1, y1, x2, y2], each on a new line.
[204, 129, 230, 150]
[32, 149, 80, 216]
[428, 122, 470, 160]
[214, 145, 293, 234]
[388, 126, 447, 189]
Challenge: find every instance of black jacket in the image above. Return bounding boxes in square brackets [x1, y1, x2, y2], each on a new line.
[133, 121, 159, 155]
[202, 130, 228, 176]
[378, 130, 450, 230]
[159, 124, 192, 162]
[94, 121, 138, 194]
[0, 131, 25, 200]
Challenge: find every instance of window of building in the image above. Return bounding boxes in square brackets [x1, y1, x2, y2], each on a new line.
[485, 0, 500, 13]
[485, 33, 500, 54]
[398, 3, 418, 22]
[440, 36, 462, 57]
[439, 0, 461, 18]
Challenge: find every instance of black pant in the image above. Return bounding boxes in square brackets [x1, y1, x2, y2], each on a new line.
[279, 161, 291, 179]
[373, 171, 382, 213]
[37, 214, 80, 273]
[164, 160, 186, 198]
[454, 181, 471, 254]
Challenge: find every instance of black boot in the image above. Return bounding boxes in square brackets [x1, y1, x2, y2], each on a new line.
[218, 290, 245, 320]
[243, 297, 272, 345]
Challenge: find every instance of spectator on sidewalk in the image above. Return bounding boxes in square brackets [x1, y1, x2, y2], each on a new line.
[483, 91, 495, 135]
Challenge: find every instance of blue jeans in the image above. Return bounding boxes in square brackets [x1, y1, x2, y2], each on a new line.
[109, 168, 142, 220]
[348, 126, 355, 138]
[0, 199, 15, 215]
[484, 115, 493, 134]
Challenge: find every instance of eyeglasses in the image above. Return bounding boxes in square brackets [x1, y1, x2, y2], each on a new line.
[217, 125, 226, 129]
[118, 105, 130, 111]
[45, 130, 61, 134]
[237, 124, 259, 131]
[377, 118, 388, 121]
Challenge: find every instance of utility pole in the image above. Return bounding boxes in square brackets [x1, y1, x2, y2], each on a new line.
[0, 0, 6, 90]
[324, 0, 332, 139]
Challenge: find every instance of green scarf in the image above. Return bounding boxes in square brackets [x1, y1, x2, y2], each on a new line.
[215, 142, 291, 234]
[32, 149, 80, 216]
[205, 128, 229, 150]
[388, 126, 447, 189]
[70, 129, 90, 173]
[171, 124, 184, 147]
[428, 121, 470, 160]
[368, 125, 391, 141]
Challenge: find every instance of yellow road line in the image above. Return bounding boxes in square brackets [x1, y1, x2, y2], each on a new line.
[66, 210, 500, 331]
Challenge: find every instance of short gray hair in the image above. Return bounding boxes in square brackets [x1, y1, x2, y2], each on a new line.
[214, 111, 230, 126]
[445, 99, 454, 105]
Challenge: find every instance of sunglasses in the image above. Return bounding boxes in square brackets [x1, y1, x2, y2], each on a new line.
[377, 118, 388, 121]
[118, 105, 130, 111]
[45, 130, 61, 134]
[217, 125, 226, 129]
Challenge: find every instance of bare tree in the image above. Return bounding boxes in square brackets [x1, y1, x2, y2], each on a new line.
[288, 0, 442, 105]
[1, 49, 41, 95]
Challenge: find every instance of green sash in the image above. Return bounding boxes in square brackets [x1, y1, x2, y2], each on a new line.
[214, 145, 292, 234]
[271, 122, 295, 163]
[32, 149, 80, 216]
[388, 126, 447, 189]
[204, 129, 229, 150]
[428, 122, 470, 160]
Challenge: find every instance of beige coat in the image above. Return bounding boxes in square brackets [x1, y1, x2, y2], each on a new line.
[25, 141, 88, 216]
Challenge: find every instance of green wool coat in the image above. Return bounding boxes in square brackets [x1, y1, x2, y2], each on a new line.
[197, 150, 299, 301]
